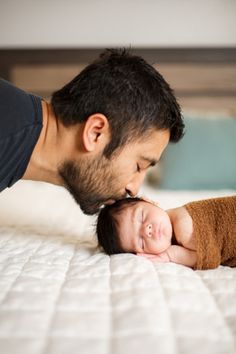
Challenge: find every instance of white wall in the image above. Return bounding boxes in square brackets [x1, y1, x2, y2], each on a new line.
[0, 0, 236, 48]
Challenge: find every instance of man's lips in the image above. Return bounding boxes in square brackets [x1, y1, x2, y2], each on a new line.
[104, 199, 116, 205]
[103, 193, 127, 206]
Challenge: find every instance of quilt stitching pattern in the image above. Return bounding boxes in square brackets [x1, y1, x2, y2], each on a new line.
[0, 183, 235, 354]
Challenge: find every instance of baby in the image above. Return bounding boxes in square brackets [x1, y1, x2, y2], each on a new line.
[96, 196, 236, 270]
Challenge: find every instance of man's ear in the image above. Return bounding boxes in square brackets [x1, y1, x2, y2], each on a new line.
[82, 113, 110, 152]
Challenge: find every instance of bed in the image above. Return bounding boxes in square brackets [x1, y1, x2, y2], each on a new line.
[0, 181, 235, 354]
[0, 47, 236, 354]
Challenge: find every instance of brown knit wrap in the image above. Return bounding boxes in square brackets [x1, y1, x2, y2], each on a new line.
[184, 196, 236, 270]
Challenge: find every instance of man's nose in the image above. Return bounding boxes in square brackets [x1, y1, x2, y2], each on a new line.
[125, 171, 146, 197]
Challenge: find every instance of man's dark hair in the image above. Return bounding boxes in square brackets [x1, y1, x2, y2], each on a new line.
[51, 48, 184, 158]
[96, 197, 143, 255]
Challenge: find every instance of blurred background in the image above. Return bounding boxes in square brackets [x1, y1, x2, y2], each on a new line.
[1, 0, 236, 190]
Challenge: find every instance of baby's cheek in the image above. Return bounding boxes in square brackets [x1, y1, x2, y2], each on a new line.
[163, 218, 172, 237]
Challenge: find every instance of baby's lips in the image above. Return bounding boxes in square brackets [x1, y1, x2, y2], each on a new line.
[154, 224, 162, 239]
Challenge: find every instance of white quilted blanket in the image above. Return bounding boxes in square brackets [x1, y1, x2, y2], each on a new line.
[0, 181, 235, 354]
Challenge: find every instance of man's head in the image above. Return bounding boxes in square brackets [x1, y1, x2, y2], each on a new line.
[96, 197, 173, 255]
[51, 48, 184, 214]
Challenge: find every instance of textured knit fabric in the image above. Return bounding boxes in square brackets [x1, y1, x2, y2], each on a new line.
[185, 196, 236, 270]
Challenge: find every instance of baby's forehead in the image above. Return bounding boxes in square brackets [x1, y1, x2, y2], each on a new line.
[113, 201, 138, 218]
[113, 200, 150, 222]
[120, 199, 157, 211]
[115, 200, 143, 213]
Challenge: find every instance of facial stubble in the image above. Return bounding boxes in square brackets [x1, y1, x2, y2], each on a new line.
[58, 154, 124, 215]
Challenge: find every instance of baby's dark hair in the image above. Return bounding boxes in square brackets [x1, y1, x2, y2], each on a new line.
[96, 197, 143, 255]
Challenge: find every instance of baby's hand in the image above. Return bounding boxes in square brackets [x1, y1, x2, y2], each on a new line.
[137, 251, 170, 263]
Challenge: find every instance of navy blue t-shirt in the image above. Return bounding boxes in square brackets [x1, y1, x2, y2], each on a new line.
[0, 79, 43, 192]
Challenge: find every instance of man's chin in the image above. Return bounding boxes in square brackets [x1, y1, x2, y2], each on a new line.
[81, 199, 117, 215]
[80, 200, 109, 215]
[80, 204, 100, 215]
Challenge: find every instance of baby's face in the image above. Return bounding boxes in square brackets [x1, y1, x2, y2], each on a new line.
[114, 201, 172, 255]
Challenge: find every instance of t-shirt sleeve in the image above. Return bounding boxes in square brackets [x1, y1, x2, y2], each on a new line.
[0, 79, 42, 191]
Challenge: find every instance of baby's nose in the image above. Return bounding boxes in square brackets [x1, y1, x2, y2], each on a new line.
[144, 224, 152, 238]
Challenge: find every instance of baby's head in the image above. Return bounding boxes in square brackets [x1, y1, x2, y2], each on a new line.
[96, 197, 172, 255]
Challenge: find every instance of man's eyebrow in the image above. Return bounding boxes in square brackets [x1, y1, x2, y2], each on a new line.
[140, 156, 158, 167]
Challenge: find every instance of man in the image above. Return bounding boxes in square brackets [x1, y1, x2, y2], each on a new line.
[0, 48, 184, 215]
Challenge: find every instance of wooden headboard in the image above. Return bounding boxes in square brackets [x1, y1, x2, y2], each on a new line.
[1, 48, 236, 113]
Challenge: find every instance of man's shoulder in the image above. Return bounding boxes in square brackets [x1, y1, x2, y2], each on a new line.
[0, 79, 42, 139]
[0, 79, 43, 191]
